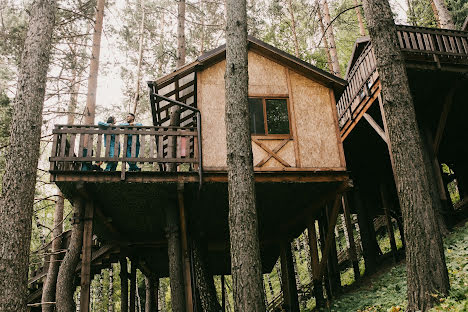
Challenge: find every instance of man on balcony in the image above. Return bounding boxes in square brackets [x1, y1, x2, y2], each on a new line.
[121, 113, 142, 172]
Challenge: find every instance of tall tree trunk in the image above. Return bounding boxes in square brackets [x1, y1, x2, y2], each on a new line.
[353, 0, 366, 36]
[286, 0, 300, 57]
[84, 0, 105, 125]
[321, 0, 341, 76]
[192, 237, 222, 311]
[130, 261, 137, 312]
[177, 0, 186, 68]
[225, 0, 266, 310]
[165, 205, 186, 311]
[316, 1, 334, 73]
[145, 276, 159, 312]
[431, 0, 455, 29]
[0, 1, 56, 311]
[42, 190, 64, 312]
[120, 257, 129, 312]
[361, 0, 450, 310]
[56, 198, 84, 312]
[132, 0, 145, 116]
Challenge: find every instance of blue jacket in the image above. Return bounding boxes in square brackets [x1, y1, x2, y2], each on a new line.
[119, 122, 143, 150]
[98, 121, 117, 157]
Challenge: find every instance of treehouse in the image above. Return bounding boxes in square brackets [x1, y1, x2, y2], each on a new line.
[335, 25, 468, 273]
[36, 37, 351, 311]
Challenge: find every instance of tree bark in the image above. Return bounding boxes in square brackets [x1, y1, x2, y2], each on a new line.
[316, 1, 334, 73]
[84, 0, 105, 125]
[132, 0, 145, 116]
[286, 0, 300, 57]
[165, 205, 186, 311]
[352, 0, 366, 36]
[0, 1, 56, 311]
[56, 198, 84, 312]
[361, 0, 450, 309]
[321, 0, 341, 77]
[109, 267, 114, 312]
[225, 0, 266, 310]
[177, 0, 186, 68]
[145, 275, 159, 312]
[130, 260, 137, 312]
[431, 0, 455, 30]
[42, 190, 64, 312]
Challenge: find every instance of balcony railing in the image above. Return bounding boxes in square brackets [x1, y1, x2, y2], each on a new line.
[337, 25, 468, 134]
[49, 124, 200, 181]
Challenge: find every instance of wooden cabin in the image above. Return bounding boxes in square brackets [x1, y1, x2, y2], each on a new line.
[37, 37, 351, 312]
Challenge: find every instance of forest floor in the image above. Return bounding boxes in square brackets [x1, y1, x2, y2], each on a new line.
[328, 220, 468, 312]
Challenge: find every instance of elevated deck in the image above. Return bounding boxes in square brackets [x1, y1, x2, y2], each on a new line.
[337, 25, 468, 140]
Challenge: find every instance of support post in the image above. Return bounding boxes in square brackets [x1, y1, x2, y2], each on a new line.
[80, 201, 94, 312]
[221, 275, 226, 312]
[307, 220, 325, 307]
[130, 260, 137, 312]
[145, 275, 159, 312]
[279, 240, 300, 312]
[380, 184, 398, 263]
[120, 257, 129, 312]
[177, 183, 194, 312]
[342, 194, 360, 280]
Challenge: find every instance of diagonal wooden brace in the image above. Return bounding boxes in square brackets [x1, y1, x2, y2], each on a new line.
[252, 138, 291, 167]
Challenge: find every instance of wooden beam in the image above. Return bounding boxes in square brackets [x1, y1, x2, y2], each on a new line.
[363, 112, 388, 144]
[307, 220, 325, 307]
[317, 194, 342, 281]
[80, 200, 94, 312]
[279, 240, 300, 312]
[129, 260, 136, 312]
[433, 87, 455, 155]
[342, 194, 360, 280]
[252, 138, 291, 167]
[120, 257, 129, 312]
[177, 183, 194, 312]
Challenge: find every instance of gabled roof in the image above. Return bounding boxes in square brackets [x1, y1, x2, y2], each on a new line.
[344, 36, 370, 79]
[463, 16, 468, 31]
[155, 36, 347, 95]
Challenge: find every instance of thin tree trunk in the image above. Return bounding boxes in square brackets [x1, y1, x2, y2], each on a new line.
[145, 276, 158, 312]
[361, 0, 450, 310]
[0, 1, 56, 311]
[317, 2, 334, 73]
[56, 198, 84, 312]
[353, 0, 366, 36]
[42, 190, 64, 312]
[84, 0, 105, 125]
[165, 205, 186, 311]
[321, 0, 341, 76]
[120, 257, 129, 312]
[177, 0, 186, 68]
[130, 261, 136, 312]
[286, 0, 300, 57]
[132, 0, 145, 116]
[225, 0, 266, 310]
[431, 0, 455, 29]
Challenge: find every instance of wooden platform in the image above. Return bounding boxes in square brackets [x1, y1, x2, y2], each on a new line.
[54, 169, 351, 277]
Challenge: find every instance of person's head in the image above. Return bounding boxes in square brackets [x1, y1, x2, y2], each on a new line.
[127, 113, 135, 123]
[107, 116, 115, 124]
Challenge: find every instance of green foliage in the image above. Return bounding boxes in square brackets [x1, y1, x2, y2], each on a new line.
[446, 0, 468, 29]
[407, 0, 438, 27]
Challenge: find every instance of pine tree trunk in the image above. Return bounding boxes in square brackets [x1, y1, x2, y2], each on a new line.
[0, 2, 56, 311]
[431, 0, 455, 30]
[361, 0, 450, 310]
[120, 257, 129, 312]
[132, 0, 145, 116]
[145, 276, 158, 312]
[225, 0, 266, 310]
[353, 0, 366, 36]
[84, 0, 105, 125]
[286, 0, 300, 57]
[316, 1, 334, 73]
[321, 0, 341, 77]
[42, 190, 64, 312]
[56, 198, 84, 312]
[177, 0, 186, 68]
[165, 205, 186, 311]
[192, 238, 222, 311]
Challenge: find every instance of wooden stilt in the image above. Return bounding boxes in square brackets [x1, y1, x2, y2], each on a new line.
[177, 183, 194, 312]
[120, 257, 128, 312]
[145, 275, 159, 312]
[80, 200, 94, 312]
[221, 275, 226, 312]
[342, 194, 360, 280]
[380, 184, 398, 263]
[129, 260, 136, 312]
[326, 204, 341, 295]
[307, 219, 325, 307]
[317, 219, 331, 301]
[279, 240, 300, 312]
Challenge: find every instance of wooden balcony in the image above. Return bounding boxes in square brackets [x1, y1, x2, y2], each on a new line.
[337, 25, 468, 140]
[49, 124, 202, 183]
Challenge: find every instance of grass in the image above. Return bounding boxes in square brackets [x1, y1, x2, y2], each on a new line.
[328, 221, 468, 312]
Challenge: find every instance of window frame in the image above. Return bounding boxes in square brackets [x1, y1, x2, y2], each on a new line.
[248, 95, 292, 139]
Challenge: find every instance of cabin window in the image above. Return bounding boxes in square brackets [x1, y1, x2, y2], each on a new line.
[248, 97, 290, 135]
